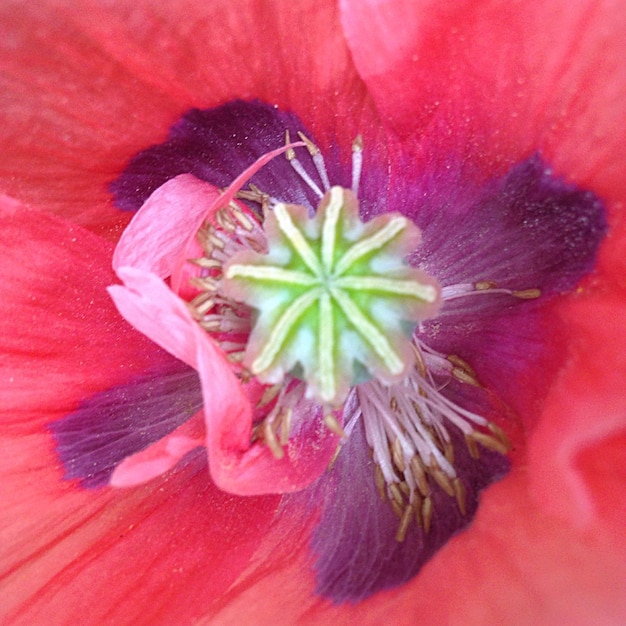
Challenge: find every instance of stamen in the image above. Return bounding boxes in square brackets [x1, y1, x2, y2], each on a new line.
[354, 336, 513, 540]
[285, 131, 323, 199]
[453, 478, 467, 515]
[297, 131, 331, 191]
[396, 504, 413, 542]
[323, 413, 347, 439]
[441, 281, 541, 301]
[262, 411, 285, 459]
[422, 496, 433, 534]
[351, 135, 363, 195]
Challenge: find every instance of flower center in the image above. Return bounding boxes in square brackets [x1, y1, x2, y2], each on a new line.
[223, 185, 439, 407]
[186, 133, 539, 540]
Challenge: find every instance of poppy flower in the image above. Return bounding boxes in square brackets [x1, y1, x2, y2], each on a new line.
[1, 1, 625, 625]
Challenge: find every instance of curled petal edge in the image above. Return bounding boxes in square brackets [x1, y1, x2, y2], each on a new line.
[108, 266, 337, 495]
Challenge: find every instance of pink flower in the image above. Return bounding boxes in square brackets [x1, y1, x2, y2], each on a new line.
[1, 0, 625, 624]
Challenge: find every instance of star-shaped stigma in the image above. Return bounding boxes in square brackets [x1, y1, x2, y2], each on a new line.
[222, 186, 440, 407]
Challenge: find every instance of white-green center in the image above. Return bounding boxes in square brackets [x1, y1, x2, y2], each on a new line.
[222, 186, 439, 406]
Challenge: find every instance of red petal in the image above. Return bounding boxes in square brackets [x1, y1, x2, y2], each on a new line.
[0, 431, 279, 625]
[340, 0, 626, 199]
[0, 0, 380, 238]
[529, 291, 626, 526]
[0, 197, 167, 416]
[210, 471, 626, 624]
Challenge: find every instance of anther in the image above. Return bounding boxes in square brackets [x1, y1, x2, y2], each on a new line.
[469, 430, 510, 455]
[323, 413, 347, 439]
[431, 466, 456, 497]
[198, 318, 221, 332]
[216, 208, 237, 233]
[422, 496, 433, 534]
[444, 440, 455, 465]
[256, 384, 282, 408]
[297, 131, 331, 191]
[513, 288, 541, 299]
[236, 185, 272, 215]
[488, 422, 512, 449]
[226, 351, 246, 363]
[392, 437, 406, 472]
[465, 433, 481, 459]
[263, 415, 285, 459]
[396, 505, 413, 542]
[447, 354, 477, 377]
[452, 367, 481, 387]
[285, 130, 296, 161]
[375, 464, 388, 501]
[411, 343, 428, 378]
[389, 482, 405, 507]
[228, 201, 255, 231]
[451, 477, 466, 515]
[410, 455, 431, 497]
[189, 276, 220, 291]
[208, 233, 225, 250]
[391, 498, 404, 519]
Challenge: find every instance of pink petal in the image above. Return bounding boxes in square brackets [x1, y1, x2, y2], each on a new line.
[110, 414, 205, 488]
[108, 266, 205, 369]
[110, 266, 337, 495]
[112, 174, 221, 279]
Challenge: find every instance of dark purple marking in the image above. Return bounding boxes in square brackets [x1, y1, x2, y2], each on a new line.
[50, 357, 203, 488]
[310, 413, 509, 603]
[111, 100, 328, 213]
[111, 99, 391, 219]
[409, 155, 607, 296]
[410, 155, 606, 411]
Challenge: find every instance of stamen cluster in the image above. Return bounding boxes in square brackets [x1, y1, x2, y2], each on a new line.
[185, 134, 536, 541]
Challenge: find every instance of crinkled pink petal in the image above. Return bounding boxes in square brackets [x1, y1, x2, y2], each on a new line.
[108, 267, 204, 369]
[109, 266, 337, 495]
[111, 413, 205, 488]
[112, 174, 222, 279]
